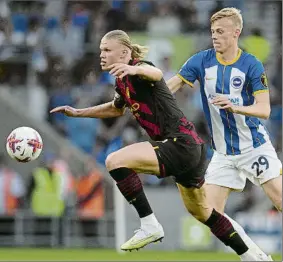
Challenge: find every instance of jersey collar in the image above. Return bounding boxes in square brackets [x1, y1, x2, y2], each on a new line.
[216, 49, 242, 66]
[129, 59, 140, 65]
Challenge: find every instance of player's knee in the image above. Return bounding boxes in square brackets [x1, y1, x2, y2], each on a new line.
[273, 196, 282, 212]
[269, 188, 282, 212]
[184, 199, 212, 223]
[105, 152, 124, 171]
[189, 207, 211, 223]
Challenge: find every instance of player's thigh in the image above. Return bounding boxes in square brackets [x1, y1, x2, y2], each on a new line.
[261, 176, 282, 212]
[177, 183, 212, 223]
[239, 142, 282, 187]
[205, 184, 232, 214]
[205, 152, 246, 191]
[105, 141, 160, 174]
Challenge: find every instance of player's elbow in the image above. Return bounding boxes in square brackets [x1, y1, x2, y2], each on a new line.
[262, 111, 270, 120]
[152, 68, 163, 81]
[261, 104, 271, 119]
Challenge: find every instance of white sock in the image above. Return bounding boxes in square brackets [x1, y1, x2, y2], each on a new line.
[140, 213, 159, 229]
[239, 249, 258, 261]
[224, 213, 265, 254]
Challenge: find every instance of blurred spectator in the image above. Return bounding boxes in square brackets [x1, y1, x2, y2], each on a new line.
[209, 0, 224, 20]
[174, 0, 199, 33]
[104, 1, 127, 32]
[46, 16, 84, 68]
[47, 76, 74, 135]
[0, 1, 10, 19]
[124, 1, 153, 31]
[0, 154, 25, 216]
[271, 51, 282, 98]
[76, 160, 104, 246]
[224, 0, 244, 10]
[0, 17, 13, 60]
[147, 2, 181, 36]
[90, 11, 106, 47]
[72, 68, 104, 107]
[26, 152, 65, 217]
[77, 160, 104, 218]
[52, 149, 77, 211]
[26, 16, 43, 48]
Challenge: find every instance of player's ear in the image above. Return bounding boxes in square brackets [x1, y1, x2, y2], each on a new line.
[121, 49, 128, 59]
[235, 29, 241, 38]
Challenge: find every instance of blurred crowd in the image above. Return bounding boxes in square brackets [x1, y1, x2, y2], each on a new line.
[0, 0, 281, 214]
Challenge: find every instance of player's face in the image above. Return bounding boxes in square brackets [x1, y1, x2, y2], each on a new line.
[100, 38, 125, 70]
[211, 18, 239, 53]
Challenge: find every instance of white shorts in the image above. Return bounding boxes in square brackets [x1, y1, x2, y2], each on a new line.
[205, 141, 282, 191]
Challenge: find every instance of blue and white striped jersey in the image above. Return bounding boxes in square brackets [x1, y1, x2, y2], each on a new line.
[178, 48, 270, 155]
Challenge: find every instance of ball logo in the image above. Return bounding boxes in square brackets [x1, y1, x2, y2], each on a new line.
[231, 76, 244, 89]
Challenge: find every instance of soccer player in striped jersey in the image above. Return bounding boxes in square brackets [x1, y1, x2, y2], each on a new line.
[167, 7, 281, 261]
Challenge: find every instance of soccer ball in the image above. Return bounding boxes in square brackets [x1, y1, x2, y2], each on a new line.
[6, 127, 43, 163]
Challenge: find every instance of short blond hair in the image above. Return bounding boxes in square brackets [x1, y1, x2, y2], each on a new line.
[211, 7, 243, 31]
[103, 30, 148, 59]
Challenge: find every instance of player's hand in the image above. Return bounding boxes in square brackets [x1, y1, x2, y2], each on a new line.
[107, 63, 138, 79]
[211, 96, 235, 112]
[50, 106, 78, 117]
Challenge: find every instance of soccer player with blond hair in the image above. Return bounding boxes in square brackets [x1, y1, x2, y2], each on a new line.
[50, 29, 269, 261]
[167, 7, 281, 261]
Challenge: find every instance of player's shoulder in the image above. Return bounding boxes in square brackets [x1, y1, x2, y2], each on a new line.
[132, 59, 155, 67]
[201, 48, 216, 59]
[191, 48, 215, 60]
[241, 50, 263, 67]
[182, 49, 214, 69]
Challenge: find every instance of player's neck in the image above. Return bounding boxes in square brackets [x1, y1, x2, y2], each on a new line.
[218, 46, 240, 62]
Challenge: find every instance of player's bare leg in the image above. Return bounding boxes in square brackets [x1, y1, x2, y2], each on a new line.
[105, 142, 164, 251]
[205, 184, 273, 261]
[205, 184, 231, 214]
[177, 183, 272, 261]
[262, 176, 282, 212]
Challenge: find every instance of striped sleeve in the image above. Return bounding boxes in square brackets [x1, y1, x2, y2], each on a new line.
[177, 51, 203, 88]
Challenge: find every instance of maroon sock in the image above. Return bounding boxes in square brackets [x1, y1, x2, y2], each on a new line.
[205, 209, 248, 255]
[109, 167, 153, 218]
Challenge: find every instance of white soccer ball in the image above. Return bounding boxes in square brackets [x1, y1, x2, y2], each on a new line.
[6, 127, 43, 163]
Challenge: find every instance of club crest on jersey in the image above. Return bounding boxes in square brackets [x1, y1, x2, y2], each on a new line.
[231, 76, 244, 89]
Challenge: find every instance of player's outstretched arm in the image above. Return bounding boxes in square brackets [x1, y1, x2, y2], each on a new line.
[166, 75, 185, 94]
[50, 101, 125, 119]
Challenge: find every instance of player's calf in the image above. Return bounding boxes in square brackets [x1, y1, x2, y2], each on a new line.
[177, 184, 266, 260]
[105, 143, 164, 250]
[105, 145, 159, 219]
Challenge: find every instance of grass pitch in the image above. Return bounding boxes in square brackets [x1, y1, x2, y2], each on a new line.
[0, 248, 281, 261]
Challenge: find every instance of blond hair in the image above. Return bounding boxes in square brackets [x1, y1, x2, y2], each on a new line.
[211, 7, 243, 31]
[103, 30, 148, 59]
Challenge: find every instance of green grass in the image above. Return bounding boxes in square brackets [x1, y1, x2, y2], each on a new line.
[0, 248, 281, 261]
